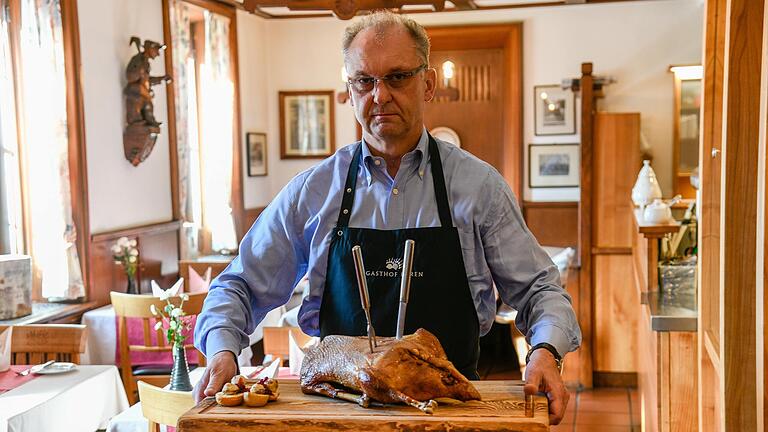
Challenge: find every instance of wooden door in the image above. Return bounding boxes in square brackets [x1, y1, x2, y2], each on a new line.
[424, 49, 504, 173]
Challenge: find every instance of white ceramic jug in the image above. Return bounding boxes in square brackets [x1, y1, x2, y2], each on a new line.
[632, 160, 663, 206]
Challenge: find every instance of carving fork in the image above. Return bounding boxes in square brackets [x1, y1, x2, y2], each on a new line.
[352, 245, 377, 352]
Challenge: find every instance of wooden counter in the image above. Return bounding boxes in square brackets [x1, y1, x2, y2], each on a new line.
[178, 380, 550, 432]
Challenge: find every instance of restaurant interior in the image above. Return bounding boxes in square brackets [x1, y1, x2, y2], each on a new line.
[0, 0, 766, 430]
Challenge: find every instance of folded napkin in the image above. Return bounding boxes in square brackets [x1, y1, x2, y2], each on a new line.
[151, 278, 184, 299]
[0, 327, 11, 372]
[188, 266, 211, 293]
[288, 329, 319, 376]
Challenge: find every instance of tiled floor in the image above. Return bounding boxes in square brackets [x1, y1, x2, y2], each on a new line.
[551, 386, 641, 432]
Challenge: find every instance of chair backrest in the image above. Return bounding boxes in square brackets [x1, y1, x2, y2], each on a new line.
[9, 324, 87, 365]
[110, 291, 208, 369]
[262, 326, 312, 366]
[138, 380, 195, 431]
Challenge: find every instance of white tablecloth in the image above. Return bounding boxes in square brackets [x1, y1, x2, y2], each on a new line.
[0, 365, 129, 432]
[81, 305, 283, 367]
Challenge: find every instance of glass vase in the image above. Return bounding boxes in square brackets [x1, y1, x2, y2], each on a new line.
[126, 275, 138, 295]
[170, 344, 193, 391]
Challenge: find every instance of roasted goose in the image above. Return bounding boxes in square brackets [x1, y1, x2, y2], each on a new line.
[300, 328, 481, 414]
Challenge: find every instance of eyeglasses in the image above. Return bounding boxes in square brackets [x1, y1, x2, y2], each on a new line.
[347, 65, 427, 94]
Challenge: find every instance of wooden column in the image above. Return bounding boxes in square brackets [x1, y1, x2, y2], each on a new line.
[577, 62, 595, 388]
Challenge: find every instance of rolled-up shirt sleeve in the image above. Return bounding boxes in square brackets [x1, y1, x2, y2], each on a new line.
[478, 172, 582, 358]
[194, 173, 311, 358]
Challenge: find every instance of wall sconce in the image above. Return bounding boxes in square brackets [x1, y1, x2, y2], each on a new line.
[669, 65, 703, 80]
[337, 66, 350, 104]
[435, 60, 459, 101]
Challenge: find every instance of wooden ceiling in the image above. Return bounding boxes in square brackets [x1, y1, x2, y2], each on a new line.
[219, 0, 650, 20]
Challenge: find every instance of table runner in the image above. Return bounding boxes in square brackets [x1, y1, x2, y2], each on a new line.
[0, 366, 39, 395]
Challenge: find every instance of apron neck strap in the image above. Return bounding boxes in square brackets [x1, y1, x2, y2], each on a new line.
[336, 135, 453, 228]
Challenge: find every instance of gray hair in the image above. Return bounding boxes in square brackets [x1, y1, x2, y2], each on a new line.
[342, 10, 430, 66]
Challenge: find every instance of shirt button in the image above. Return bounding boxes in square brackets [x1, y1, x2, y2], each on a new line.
[419, 171, 424, 177]
[374, 160, 381, 166]
[343, 209, 349, 214]
[393, 188, 399, 195]
[346, 188, 352, 193]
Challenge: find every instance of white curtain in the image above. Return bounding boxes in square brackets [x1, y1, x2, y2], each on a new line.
[17, 0, 83, 299]
[199, 11, 236, 252]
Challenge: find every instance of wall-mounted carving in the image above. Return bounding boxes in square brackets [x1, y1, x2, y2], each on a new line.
[123, 37, 172, 167]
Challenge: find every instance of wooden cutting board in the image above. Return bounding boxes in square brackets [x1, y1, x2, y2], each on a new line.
[177, 380, 550, 431]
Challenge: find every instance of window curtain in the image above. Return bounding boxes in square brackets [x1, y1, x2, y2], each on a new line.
[18, 0, 83, 299]
[199, 11, 236, 253]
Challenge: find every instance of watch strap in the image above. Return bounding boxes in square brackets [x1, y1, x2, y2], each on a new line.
[526, 342, 563, 371]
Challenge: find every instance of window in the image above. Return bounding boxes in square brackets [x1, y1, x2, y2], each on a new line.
[0, 0, 88, 301]
[166, 0, 242, 258]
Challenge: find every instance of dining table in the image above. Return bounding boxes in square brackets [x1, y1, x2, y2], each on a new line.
[0, 364, 129, 432]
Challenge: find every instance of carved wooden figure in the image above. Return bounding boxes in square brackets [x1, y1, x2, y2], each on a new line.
[123, 37, 171, 166]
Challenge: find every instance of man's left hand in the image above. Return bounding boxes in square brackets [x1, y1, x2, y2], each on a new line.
[523, 348, 570, 425]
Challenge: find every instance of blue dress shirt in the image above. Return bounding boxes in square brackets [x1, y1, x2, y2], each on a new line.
[195, 128, 582, 359]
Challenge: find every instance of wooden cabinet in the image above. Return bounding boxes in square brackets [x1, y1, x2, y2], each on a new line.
[632, 212, 698, 432]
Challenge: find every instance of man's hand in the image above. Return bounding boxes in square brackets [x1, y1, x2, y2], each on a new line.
[194, 351, 238, 403]
[523, 349, 569, 425]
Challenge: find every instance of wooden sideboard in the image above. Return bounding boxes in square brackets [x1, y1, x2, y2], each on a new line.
[632, 211, 698, 432]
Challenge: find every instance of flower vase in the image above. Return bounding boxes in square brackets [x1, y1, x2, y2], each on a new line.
[170, 344, 193, 391]
[126, 275, 138, 295]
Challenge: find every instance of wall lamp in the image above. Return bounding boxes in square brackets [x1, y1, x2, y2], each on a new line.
[434, 60, 459, 101]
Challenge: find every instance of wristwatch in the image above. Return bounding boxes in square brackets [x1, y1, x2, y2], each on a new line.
[526, 342, 563, 372]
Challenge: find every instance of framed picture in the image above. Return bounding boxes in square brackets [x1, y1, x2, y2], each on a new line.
[246, 132, 267, 177]
[534, 85, 576, 136]
[279, 90, 335, 159]
[529, 143, 580, 188]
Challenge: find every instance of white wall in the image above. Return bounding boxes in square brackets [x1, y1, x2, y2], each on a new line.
[238, 0, 703, 206]
[78, 0, 173, 233]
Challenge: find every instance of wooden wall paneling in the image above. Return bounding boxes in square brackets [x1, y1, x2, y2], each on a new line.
[593, 254, 637, 373]
[593, 113, 640, 249]
[577, 62, 595, 389]
[637, 307, 659, 432]
[162, 0, 180, 222]
[521, 201, 578, 248]
[89, 221, 181, 306]
[719, 0, 765, 430]
[761, 0, 768, 423]
[667, 332, 698, 432]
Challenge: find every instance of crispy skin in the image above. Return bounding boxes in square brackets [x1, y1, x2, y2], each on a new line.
[300, 328, 480, 412]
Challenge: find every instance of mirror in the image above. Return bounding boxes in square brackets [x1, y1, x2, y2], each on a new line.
[671, 65, 702, 199]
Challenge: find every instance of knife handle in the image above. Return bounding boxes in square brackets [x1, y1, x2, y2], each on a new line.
[352, 245, 370, 309]
[399, 240, 415, 302]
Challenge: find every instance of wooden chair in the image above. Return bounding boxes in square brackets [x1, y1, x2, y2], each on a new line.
[111, 291, 207, 405]
[138, 380, 195, 432]
[262, 326, 312, 366]
[8, 324, 87, 365]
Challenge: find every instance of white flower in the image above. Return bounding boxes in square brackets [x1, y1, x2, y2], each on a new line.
[171, 308, 182, 318]
[181, 293, 189, 301]
[128, 256, 137, 263]
[111, 245, 121, 254]
[154, 321, 163, 331]
[150, 304, 158, 315]
[130, 248, 139, 256]
[117, 237, 129, 248]
[129, 239, 137, 247]
[169, 320, 178, 330]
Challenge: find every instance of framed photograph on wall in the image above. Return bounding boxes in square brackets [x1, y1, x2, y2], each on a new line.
[534, 85, 576, 136]
[246, 132, 267, 177]
[529, 143, 580, 188]
[279, 90, 335, 159]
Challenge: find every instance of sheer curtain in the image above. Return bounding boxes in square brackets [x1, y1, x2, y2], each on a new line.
[171, 2, 237, 257]
[2, 0, 84, 299]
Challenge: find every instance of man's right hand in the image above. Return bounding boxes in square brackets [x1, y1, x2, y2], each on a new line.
[194, 350, 238, 403]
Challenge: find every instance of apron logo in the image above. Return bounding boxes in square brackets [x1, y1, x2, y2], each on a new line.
[365, 257, 424, 278]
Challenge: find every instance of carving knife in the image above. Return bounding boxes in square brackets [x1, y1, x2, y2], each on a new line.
[352, 245, 377, 352]
[396, 239, 416, 339]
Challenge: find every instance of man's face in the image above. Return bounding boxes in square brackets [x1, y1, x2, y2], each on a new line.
[344, 26, 436, 143]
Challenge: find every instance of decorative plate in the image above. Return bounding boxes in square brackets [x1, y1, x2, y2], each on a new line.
[429, 126, 461, 148]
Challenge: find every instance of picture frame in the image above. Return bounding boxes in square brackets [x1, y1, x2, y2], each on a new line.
[246, 132, 267, 177]
[534, 84, 576, 136]
[529, 143, 580, 188]
[279, 90, 335, 159]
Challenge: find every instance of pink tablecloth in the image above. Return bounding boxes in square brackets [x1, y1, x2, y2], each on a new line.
[0, 366, 39, 395]
[115, 315, 201, 366]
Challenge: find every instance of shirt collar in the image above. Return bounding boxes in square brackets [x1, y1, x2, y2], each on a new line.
[360, 128, 430, 186]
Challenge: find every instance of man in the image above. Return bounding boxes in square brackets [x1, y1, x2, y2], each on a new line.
[194, 11, 580, 424]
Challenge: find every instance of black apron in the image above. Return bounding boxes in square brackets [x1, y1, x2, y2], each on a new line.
[319, 135, 481, 379]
